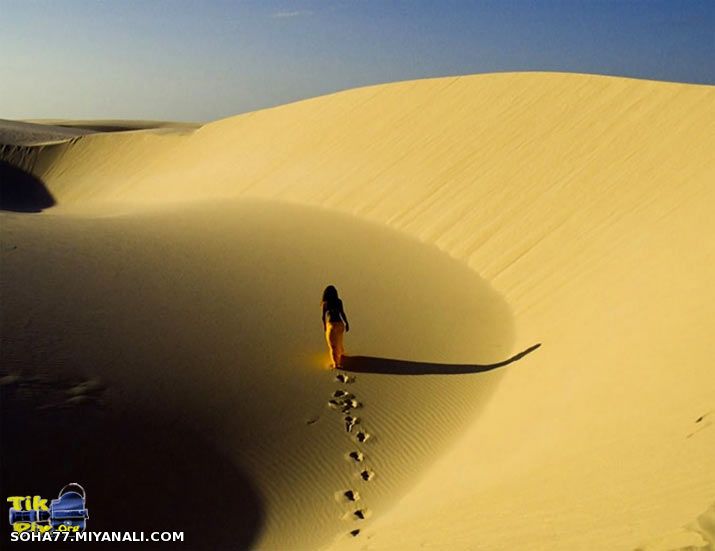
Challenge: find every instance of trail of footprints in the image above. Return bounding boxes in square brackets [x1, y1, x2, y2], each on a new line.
[329, 372, 375, 538]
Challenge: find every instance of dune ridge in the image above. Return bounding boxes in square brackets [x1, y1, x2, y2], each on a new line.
[1, 72, 714, 550]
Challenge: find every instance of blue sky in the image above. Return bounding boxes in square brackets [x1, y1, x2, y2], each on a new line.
[1, 0, 713, 122]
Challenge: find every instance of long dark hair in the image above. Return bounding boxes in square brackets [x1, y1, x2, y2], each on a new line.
[321, 285, 339, 308]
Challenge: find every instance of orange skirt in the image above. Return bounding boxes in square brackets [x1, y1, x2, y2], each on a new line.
[325, 321, 345, 368]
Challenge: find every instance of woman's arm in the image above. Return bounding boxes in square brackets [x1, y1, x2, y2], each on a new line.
[341, 306, 350, 332]
[321, 303, 327, 329]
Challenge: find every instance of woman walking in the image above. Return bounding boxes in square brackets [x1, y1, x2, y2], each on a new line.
[321, 285, 350, 368]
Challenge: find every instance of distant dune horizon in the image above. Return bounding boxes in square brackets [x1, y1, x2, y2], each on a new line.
[6, 70, 715, 136]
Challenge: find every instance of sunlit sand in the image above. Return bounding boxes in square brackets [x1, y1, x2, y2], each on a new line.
[1, 72, 713, 550]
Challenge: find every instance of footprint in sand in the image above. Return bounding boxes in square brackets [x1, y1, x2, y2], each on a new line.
[334, 489, 361, 503]
[352, 509, 369, 520]
[360, 469, 374, 482]
[60, 378, 105, 408]
[329, 396, 360, 413]
[341, 399, 361, 413]
[4, 374, 106, 410]
[66, 378, 104, 397]
[344, 416, 359, 433]
[328, 371, 375, 532]
[687, 411, 713, 438]
[348, 451, 364, 463]
[63, 395, 98, 407]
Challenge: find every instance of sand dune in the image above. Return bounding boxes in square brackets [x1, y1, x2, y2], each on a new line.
[25, 119, 202, 133]
[0, 119, 93, 146]
[1, 72, 713, 550]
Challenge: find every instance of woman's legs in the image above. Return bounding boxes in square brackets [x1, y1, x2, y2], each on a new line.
[325, 321, 346, 368]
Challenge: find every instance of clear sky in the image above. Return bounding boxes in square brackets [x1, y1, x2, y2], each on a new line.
[1, 0, 713, 122]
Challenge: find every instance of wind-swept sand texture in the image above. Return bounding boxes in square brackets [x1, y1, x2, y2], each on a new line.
[0, 119, 93, 146]
[25, 120, 202, 133]
[1, 73, 714, 550]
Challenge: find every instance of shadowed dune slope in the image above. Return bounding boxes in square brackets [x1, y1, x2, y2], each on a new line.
[1, 73, 714, 550]
[0, 118, 92, 146]
[1, 199, 513, 550]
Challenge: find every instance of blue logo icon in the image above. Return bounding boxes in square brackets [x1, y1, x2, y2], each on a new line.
[8, 483, 89, 532]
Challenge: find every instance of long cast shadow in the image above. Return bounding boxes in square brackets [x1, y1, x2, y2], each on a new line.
[1, 377, 263, 550]
[341, 343, 541, 375]
[0, 160, 55, 212]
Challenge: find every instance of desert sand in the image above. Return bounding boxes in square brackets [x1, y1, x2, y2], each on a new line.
[1, 72, 713, 550]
